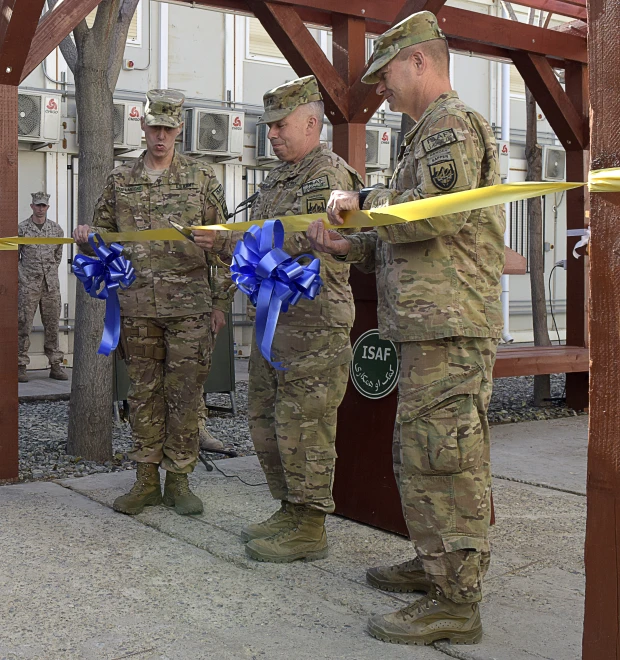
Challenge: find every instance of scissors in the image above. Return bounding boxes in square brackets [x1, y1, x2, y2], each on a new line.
[169, 219, 196, 242]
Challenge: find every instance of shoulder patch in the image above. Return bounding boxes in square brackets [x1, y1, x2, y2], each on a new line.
[212, 183, 226, 205]
[429, 160, 458, 191]
[422, 129, 458, 153]
[301, 175, 330, 196]
[306, 197, 327, 214]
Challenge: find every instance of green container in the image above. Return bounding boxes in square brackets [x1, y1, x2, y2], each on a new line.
[113, 312, 236, 401]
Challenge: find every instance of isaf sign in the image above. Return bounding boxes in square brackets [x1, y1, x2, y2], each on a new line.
[350, 329, 399, 400]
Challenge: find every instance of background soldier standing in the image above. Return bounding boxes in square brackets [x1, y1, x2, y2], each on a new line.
[74, 89, 232, 517]
[308, 12, 505, 646]
[195, 76, 363, 563]
[18, 192, 67, 383]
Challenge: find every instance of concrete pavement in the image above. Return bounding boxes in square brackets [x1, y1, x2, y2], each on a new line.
[0, 416, 587, 660]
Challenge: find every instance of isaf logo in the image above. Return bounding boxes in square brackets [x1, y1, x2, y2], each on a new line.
[429, 160, 457, 191]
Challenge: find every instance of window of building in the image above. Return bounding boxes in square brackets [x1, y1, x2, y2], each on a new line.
[85, 0, 142, 46]
[246, 17, 287, 64]
[510, 65, 526, 97]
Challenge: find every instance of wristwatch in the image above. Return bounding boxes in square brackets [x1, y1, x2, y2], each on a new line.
[358, 187, 375, 210]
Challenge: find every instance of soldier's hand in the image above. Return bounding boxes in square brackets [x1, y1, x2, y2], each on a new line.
[211, 309, 226, 336]
[307, 220, 351, 257]
[73, 225, 92, 244]
[193, 229, 216, 251]
[326, 190, 360, 226]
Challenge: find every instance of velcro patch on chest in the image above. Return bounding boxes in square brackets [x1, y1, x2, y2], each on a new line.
[173, 183, 197, 190]
[306, 197, 327, 214]
[301, 176, 330, 195]
[422, 129, 458, 153]
[119, 184, 143, 193]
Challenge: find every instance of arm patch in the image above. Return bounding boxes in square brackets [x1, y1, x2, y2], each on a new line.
[301, 176, 329, 195]
[422, 129, 458, 153]
[306, 197, 327, 214]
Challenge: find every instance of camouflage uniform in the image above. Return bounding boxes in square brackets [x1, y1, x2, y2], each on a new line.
[247, 77, 364, 514]
[92, 91, 232, 474]
[345, 21, 505, 603]
[18, 193, 65, 369]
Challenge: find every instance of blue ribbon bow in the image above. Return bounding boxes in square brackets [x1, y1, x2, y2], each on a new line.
[72, 233, 136, 356]
[231, 219, 323, 369]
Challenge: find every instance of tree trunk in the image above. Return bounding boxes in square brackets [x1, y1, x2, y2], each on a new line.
[525, 87, 552, 407]
[67, 31, 116, 460]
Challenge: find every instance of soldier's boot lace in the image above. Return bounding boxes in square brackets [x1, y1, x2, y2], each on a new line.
[199, 426, 225, 452]
[366, 557, 432, 593]
[49, 363, 68, 380]
[113, 462, 162, 515]
[162, 471, 204, 515]
[245, 505, 328, 563]
[18, 366, 28, 383]
[367, 591, 483, 646]
[240, 501, 297, 543]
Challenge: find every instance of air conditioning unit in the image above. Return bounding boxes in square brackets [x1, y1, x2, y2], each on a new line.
[113, 100, 143, 150]
[496, 139, 510, 179]
[184, 108, 244, 157]
[366, 126, 391, 170]
[256, 123, 277, 162]
[542, 145, 566, 181]
[18, 91, 62, 144]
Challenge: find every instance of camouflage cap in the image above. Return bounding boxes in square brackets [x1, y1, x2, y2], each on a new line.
[362, 11, 445, 84]
[257, 75, 323, 125]
[31, 191, 50, 205]
[144, 89, 185, 128]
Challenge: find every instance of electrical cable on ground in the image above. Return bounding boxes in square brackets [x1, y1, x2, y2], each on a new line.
[198, 452, 267, 487]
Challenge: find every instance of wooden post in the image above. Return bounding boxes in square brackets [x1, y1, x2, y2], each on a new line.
[565, 61, 589, 411]
[0, 84, 19, 482]
[582, 6, 620, 655]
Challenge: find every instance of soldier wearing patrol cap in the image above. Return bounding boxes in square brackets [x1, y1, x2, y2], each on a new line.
[74, 89, 233, 517]
[308, 12, 505, 645]
[18, 191, 67, 383]
[195, 75, 363, 563]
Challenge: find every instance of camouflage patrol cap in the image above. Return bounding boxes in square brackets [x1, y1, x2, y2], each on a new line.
[144, 89, 185, 128]
[31, 191, 50, 205]
[362, 11, 446, 84]
[257, 75, 323, 125]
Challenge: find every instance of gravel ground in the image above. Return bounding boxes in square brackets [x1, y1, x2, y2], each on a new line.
[17, 374, 583, 482]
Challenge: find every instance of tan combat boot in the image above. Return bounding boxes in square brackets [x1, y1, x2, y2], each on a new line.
[367, 592, 483, 646]
[49, 363, 68, 380]
[245, 505, 328, 563]
[366, 557, 432, 593]
[18, 366, 28, 383]
[162, 471, 204, 515]
[240, 501, 297, 543]
[113, 463, 162, 515]
[199, 426, 225, 452]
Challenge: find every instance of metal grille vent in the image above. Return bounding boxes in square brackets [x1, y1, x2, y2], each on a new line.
[198, 112, 229, 152]
[184, 110, 193, 152]
[366, 129, 379, 164]
[18, 94, 41, 137]
[543, 148, 566, 181]
[113, 103, 125, 144]
[256, 123, 268, 158]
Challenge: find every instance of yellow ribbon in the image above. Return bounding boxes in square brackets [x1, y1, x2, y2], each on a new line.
[2, 168, 618, 251]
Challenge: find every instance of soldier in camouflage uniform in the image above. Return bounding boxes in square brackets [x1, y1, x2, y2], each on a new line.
[74, 90, 232, 517]
[18, 192, 68, 383]
[308, 12, 504, 645]
[196, 76, 363, 562]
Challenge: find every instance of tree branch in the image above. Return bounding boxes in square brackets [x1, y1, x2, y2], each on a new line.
[502, 1, 519, 21]
[44, 0, 86, 72]
[106, 0, 139, 91]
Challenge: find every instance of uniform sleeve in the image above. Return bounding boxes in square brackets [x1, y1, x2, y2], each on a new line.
[91, 175, 119, 234]
[341, 231, 378, 274]
[364, 114, 483, 245]
[54, 224, 64, 266]
[201, 170, 234, 312]
[284, 163, 363, 255]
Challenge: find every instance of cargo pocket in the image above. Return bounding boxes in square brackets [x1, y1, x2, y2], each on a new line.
[305, 444, 338, 497]
[398, 368, 483, 476]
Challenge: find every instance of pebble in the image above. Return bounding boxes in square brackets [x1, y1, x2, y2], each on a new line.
[17, 374, 583, 482]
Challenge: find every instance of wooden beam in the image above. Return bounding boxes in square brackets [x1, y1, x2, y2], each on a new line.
[0, 84, 18, 482]
[510, 0, 587, 21]
[493, 346, 589, 378]
[512, 52, 586, 151]
[583, 0, 620, 649]
[20, 0, 105, 83]
[0, 0, 46, 85]
[0, 0, 18, 53]
[247, 0, 349, 123]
